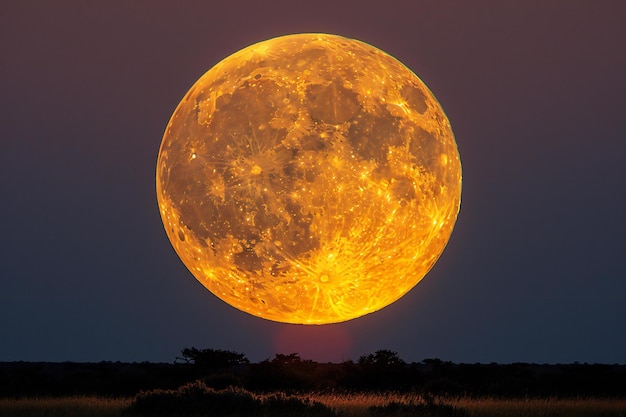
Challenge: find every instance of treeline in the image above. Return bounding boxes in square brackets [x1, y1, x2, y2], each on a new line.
[1, 349, 625, 398]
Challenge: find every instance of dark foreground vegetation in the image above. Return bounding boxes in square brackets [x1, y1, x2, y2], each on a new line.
[125, 382, 337, 417]
[1, 349, 625, 416]
[2, 349, 625, 398]
[123, 381, 469, 417]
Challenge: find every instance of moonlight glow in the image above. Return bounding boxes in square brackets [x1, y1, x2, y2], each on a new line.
[156, 34, 461, 324]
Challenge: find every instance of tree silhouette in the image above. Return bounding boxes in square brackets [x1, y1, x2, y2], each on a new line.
[270, 353, 311, 366]
[358, 349, 406, 368]
[354, 350, 408, 389]
[176, 348, 249, 372]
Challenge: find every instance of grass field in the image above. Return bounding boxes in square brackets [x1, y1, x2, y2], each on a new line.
[311, 392, 626, 417]
[1, 393, 625, 417]
[454, 396, 626, 417]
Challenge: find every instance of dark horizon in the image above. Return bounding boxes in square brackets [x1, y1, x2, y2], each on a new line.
[2, 345, 626, 366]
[3, 352, 626, 400]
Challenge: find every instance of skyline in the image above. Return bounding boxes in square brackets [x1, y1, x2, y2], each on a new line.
[1, 1, 624, 364]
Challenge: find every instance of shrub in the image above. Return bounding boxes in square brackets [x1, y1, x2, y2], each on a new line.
[125, 382, 259, 416]
[263, 392, 336, 416]
[124, 380, 336, 417]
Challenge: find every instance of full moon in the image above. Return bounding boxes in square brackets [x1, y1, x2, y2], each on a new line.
[156, 34, 461, 324]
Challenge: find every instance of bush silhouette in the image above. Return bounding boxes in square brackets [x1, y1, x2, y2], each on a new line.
[125, 382, 259, 416]
[124, 380, 336, 417]
[358, 350, 406, 368]
[176, 348, 249, 372]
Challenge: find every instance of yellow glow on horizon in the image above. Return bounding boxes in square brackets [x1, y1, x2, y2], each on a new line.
[156, 34, 461, 324]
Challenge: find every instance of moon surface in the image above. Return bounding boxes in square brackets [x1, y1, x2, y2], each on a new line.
[156, 34, 461, 324]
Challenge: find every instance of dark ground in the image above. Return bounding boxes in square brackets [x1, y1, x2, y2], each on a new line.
[2, 355, 625, 398]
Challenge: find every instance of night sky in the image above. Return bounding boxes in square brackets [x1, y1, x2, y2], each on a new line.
[2, 1, 624, 365]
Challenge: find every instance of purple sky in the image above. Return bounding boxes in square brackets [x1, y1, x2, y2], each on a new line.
[1, 1, 624, 364]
